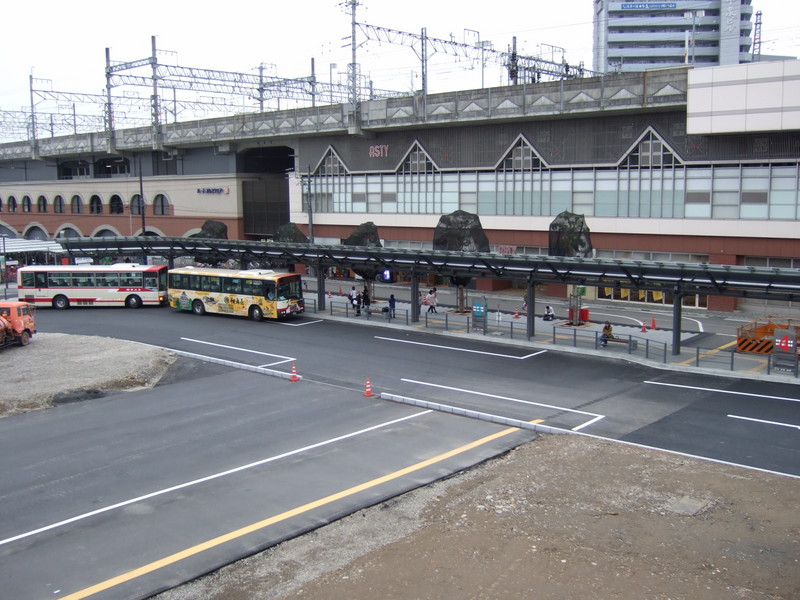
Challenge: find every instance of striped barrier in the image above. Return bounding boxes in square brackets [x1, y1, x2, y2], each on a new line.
[737, 337, 774, 354]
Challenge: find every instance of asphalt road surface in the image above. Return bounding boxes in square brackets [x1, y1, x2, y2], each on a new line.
[3, 305, 798, 600]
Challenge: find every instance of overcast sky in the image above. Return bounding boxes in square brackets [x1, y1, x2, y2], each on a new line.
[1, 0, 798, 114]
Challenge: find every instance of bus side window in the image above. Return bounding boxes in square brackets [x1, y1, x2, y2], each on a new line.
[265, 282, 276, 300]
[22, 272, 36, 287]
[144, 276, 157, 290]
[223, 278, 241, 294]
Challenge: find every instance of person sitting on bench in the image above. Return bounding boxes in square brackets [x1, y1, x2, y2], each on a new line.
[600, 321, 614, 347]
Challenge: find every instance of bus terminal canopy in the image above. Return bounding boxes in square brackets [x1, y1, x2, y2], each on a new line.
[59, 236, 800, 303]
[0, 238, 65, 256]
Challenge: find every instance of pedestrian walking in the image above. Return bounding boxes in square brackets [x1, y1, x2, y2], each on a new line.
[362, 286, 371, 313]
[426, 289, 437, 313]
[388, 294, 396, 318]
[355, 291, 362, 316]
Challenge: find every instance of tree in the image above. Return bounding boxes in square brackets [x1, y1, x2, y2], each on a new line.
[273, 223, 309, 244]
[432, 210, 490, 312]
[548, 211, 593, 257]
[342, 222, 382, 299]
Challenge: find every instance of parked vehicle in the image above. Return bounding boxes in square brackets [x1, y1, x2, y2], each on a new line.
[0, 301, 36, 348]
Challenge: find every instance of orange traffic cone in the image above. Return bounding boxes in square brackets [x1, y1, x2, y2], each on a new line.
[290, 363, 300, 382]
[641, 323, 648, 333]
[327, 290, 333, 298]
[364, 379, 374, 397]
[651, 317, 657, 330]
[514, 307, 520, 319]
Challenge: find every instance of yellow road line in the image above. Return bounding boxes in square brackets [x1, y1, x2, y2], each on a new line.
[61, 423, 540, 600]
[675, 339, 739, 366]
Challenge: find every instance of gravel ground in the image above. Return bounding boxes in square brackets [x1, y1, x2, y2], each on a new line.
[0, 332, 174, 417]
[5, 334, 799, 599]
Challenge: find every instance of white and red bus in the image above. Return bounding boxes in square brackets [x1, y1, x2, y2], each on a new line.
[17, 263, 168, 309]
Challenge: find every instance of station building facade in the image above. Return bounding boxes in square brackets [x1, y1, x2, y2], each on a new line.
[1, 61, 799, 312]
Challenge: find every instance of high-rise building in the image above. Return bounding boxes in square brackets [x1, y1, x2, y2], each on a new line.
[593, 0, 754, 73]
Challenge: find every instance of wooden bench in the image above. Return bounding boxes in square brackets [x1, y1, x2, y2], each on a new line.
[601, 336, 638, 350]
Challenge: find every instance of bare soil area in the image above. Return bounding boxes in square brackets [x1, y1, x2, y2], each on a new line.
[6, 334, 799, 599]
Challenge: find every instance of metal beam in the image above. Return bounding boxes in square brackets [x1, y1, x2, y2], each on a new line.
[57, 237, 800, 303]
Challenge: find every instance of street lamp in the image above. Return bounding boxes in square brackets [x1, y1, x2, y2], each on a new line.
[1, 234, 8, 300]
[684, 10, 705, 65]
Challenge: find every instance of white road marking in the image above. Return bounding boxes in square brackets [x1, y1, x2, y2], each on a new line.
[0, 410, 432, 549]
[375, 336, 547, 359]
[645, 380, 800, 403]
[402, 378, 605, 431]
[272, 319, 324, 327]
[181, 337, 294, 366]
[728, 414, 800, 430]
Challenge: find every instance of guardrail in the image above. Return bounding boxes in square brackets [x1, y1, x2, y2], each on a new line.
[307, 298, 797, 379]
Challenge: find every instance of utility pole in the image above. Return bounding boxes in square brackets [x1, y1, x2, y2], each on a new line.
[137, 154, 147, 235]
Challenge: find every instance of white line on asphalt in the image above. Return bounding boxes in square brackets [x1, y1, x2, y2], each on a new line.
[0, 410, 432, 549]
[402, 378, 604, 418]
[728, 414, 800, 430]
[644, 380, 800, 403]
[375, 336, 547, 359]
[573, 415, 606, 431]
[181, 337, 295, 363]
[271, 319, 324, 327]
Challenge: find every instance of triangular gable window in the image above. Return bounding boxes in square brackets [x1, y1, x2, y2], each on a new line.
[497, 136, 545, 171]
[314, 147, 348, 176]
[622, 129, 681, 168]
[398, 142, 438, 174]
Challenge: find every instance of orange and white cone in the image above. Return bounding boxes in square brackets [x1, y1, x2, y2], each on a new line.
[514, 307, 520, 319]
[641, 323, 648, 333]
[290, 363, 300, 382]
[364, 378, 374, 397]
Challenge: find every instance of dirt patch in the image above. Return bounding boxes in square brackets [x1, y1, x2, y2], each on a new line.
[155, 434, 800, 600]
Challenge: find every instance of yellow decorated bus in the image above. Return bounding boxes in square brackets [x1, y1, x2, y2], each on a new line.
[168, 267, 304, 321]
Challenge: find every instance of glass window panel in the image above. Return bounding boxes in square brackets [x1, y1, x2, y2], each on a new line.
[685, 204, 711, 218]
[770, 177, 796, 191]
[769, 205, 795, 219]
[442, 192, 459, 213]
[741, 167, 769, 178]
[477, 192, 496, 214]
[713, 178, 739, 191]
[550, 191, 571, 214]
[551, 179, 571, 191]
[712, 192, 739, 206]
[596, 179, 617, 191]
[713, 205, 739, 218]
[686, 179, 711, 191]
[741, 178, 769, 190]
[769, 191, 796, 205]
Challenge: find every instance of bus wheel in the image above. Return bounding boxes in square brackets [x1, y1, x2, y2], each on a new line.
[249, 305, 264, 322]
[192, 299, 206, 315]
[125, 295, 142, 309]
[53, 295, 70, 310]
[18, 330, 31, 346]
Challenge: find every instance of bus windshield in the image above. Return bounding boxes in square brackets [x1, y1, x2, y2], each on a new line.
[277, 278, 302, 300]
